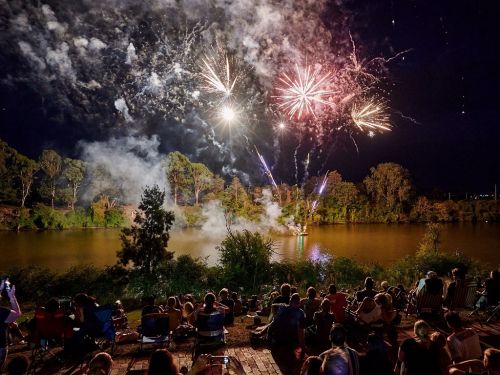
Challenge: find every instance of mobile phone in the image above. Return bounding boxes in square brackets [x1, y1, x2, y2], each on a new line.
[210, 356, 230, 365]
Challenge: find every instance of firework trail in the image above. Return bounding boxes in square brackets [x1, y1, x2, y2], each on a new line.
[293, 143, 300, 185]
[311, 171, 329, 214]
[255, 146, 279, 190]
[351, 100, 392, 133]
[275, 64, 335, 120]
[302, 151, 311, 186]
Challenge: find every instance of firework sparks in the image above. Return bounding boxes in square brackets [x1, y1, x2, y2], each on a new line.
[351, 100, 392, 133]
[200, 50, 240, 100]
[275, 64, 335, 120]
[220, 105, 237, 123]
[311, 171, 329, 214]
[255, 146, 279, 190]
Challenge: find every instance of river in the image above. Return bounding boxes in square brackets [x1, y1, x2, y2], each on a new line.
[0, 223, 499, 271]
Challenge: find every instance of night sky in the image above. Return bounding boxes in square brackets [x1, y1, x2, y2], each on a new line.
[1, 0, 499, 196]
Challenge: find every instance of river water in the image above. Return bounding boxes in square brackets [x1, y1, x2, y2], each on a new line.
[0, 223, 499, 271]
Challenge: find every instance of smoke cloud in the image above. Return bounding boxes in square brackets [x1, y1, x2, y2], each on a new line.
[79, 135, 167, 204]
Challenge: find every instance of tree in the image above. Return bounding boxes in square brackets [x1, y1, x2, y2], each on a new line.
[332, 181, 359, 208]
[166, 151, 192, 205]
[410, 196, 433, 222]
[39, 150, 62, 208]
[222, 177, 251, 220]
[191, 162, 213, 205]
[13, 152, 38, 208]
[217, 229, 274, 292]
[325, 170, 343, 194]
[418, 222, 442, 254]
[363, 162, 412, 209]
[0, 139, 16, 202]
[118, 185, 175, 276]
[63, 158, 86, 211]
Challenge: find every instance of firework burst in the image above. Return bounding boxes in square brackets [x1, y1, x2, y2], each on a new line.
[199, 48, 243, 102]
[351, 100, 392, 133]
[274, 64, 335, 120]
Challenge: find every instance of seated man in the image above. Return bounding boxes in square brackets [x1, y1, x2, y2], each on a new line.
[445, 311, 482, 363]
[273, 283, 292, 305]
[300, 287, 321, 327]
[417, 271, 443, 296]
[141, 297, 163, 316]
[310, 299, 335, 352]
[268, 293, 306, 374]
[320, 324, 359, 375]
[355, 277, 377, 302]
[321, 347, 350, 375]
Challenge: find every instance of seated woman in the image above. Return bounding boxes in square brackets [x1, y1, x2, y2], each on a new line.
[356, 297, 381, 325]
[194, 293, 229, 337]
[374, 293, 398, 325]
[165, 297, 182, 332]
[183, 302, 196, 326]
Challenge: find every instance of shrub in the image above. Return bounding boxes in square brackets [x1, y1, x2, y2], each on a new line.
[217, 229, 274, 293]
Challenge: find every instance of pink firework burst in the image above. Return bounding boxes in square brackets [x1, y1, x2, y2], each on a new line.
[275, 64, 335, 120]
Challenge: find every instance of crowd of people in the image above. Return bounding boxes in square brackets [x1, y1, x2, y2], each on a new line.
[0, 268, 499, 375]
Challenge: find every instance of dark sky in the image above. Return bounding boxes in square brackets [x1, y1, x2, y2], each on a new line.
[1, 0, 499, 195]
[320, 0, 500, 195]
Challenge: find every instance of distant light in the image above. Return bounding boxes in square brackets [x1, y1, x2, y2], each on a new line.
[278, 122, 286, 130]
[221, 106, 236, 122]
[368, 131, 375, 138]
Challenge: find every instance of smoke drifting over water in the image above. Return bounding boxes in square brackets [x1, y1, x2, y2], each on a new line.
[79, 135, 167, 204]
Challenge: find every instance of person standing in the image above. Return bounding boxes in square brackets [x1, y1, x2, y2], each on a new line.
[0, 279, 21, 371]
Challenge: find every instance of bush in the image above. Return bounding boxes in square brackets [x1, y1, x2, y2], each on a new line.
[104, 207, 125, 227]
[217, 230, 274, 293]
[64, 207, 91, 228]
[31, 204, 66, 230]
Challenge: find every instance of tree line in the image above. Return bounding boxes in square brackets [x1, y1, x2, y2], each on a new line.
[0, 138, 499, 230]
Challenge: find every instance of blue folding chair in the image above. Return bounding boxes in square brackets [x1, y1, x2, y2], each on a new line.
[138, 313, 170, 351]
[193, 310, 226, 359]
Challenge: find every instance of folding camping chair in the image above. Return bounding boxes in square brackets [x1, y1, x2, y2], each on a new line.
[138, 313, 171, 351]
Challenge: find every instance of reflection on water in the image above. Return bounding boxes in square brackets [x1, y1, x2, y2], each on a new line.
[0, 223, 499, 271]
